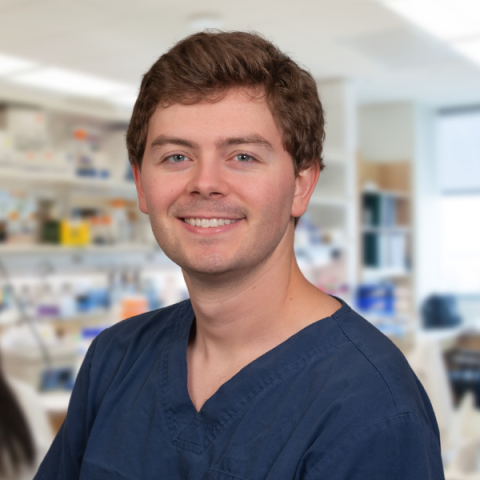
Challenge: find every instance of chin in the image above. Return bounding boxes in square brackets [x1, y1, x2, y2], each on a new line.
[162, 244, 255, 279]
[176, 253, 245, 277]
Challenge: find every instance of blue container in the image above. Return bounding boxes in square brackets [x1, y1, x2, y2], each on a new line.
[356, 283, 395, 316]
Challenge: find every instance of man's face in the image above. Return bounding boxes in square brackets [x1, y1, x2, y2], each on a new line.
[133, 88, 311, 279]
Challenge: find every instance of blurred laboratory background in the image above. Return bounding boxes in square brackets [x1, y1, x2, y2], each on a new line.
[0, 0, 479, 477]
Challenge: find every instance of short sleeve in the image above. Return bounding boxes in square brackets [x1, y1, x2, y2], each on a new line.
[34, 335, 100, 480]
[303, 413, 445, 480]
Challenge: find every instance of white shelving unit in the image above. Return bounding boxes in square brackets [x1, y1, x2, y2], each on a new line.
[0, 166, 138, 204]
[0, 87, 162, 275]
[0, 166, 137, 193]
[301, 80, 357, 301]
[0, 243, 159, 255]
[358, 103, 417, 322]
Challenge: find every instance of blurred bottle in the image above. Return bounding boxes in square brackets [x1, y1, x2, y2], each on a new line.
[110, 199, 130, 244]
[58, 283, 77, 319]
[39, 199, 61, 245]
[72, 128, 95, 178]
[5, 192, 38, 245]
[17, 284, 35, 319]
[36, 284, 60, 318]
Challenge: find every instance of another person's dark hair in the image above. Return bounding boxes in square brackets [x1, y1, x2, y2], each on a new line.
[0, 363, 35, 475]
[126, 30, 325, 177]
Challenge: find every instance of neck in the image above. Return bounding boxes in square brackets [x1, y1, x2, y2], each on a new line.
[183, 233, 336, 366]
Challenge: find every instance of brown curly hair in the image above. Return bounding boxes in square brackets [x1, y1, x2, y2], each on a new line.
[126, 30, 325, 177]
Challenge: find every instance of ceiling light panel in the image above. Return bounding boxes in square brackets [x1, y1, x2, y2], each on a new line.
[455, 39, 480, 65]
[0, 53, 37, 76]
[379, 0, 480, 40]
[9, 67, 136, 98]
[108, 92, 139, 108]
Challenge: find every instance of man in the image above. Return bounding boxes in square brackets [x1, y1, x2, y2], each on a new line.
[35, 31, 444, 479]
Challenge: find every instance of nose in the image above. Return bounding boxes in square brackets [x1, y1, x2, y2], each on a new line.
[187, 157, 228, 199]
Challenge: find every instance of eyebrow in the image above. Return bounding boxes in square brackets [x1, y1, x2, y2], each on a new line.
[150, 135, 199, 150]
[149, 134, 273, 151]
[216, 134, 273, 151]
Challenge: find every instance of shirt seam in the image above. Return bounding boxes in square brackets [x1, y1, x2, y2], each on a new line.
[331, 315, 400, 413]
[163, 302, 351, 453]
[161, 301, 190, 445]
[202, 338, 350, 447]
[208, 468, 248, 480]
[168, 337, 350, 454]
[303, 412, 438, 479]
[330, 300, 353, 322]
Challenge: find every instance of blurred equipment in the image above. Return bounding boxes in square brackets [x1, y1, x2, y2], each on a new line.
[445, 335, 480, 408]
[406, 335, 480, 478]
[422, 294, 462, 329]
[1, 324, 77, 391]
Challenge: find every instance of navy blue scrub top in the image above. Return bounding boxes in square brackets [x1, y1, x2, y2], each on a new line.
[35, 297, 445, 479]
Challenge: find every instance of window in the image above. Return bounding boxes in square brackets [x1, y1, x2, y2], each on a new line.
[437, 108, 480, 294]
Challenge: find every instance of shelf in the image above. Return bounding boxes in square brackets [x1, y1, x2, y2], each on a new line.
[362, 188, 410, 199]
[48, 312, 118, 333]
[0, 243, 159, 256]
[362, 226, 411, 233]
[69, 176, 136, 194]
[36, 310, 110, 325]
[362, 267, 412, 281]
[0, 166, 136, 193]
[0, 168, 134, 189]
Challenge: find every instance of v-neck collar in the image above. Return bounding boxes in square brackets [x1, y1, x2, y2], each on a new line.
[160, 296, 351, 453]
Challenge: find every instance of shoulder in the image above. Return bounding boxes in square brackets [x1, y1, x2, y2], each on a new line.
[81, 299, 191, 405]
[90, 299, 191, 367]
[302, 411, 444, 479]
[64, 300, 192, 426]
[294, 304, 444, 478]
[328, 304, 441, 438]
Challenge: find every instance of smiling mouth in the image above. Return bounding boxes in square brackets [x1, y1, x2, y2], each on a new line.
[182, 218, 242, 228]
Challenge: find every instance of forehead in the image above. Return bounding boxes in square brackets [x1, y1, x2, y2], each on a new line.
[147, 88, 283, 145]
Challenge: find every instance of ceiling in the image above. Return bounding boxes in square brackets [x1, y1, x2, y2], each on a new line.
[1, 0, 480, 107]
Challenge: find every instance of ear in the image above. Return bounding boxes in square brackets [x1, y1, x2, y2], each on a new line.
[291, 163, 320, 218]
[132, 163, 149, 214]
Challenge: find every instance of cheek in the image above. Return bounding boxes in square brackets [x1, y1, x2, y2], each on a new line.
[142, 176, 178, 216]
[246, 175, 295, 219]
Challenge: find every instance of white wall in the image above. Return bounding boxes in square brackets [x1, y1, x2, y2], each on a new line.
[359, 103, 415, 163]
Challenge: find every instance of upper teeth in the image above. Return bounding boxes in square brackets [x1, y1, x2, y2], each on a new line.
[184, 218, 239, 228]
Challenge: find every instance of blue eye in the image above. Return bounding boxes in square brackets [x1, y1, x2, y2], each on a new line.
[235, 154, 253, 162]
[167, 154, 187, 163]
